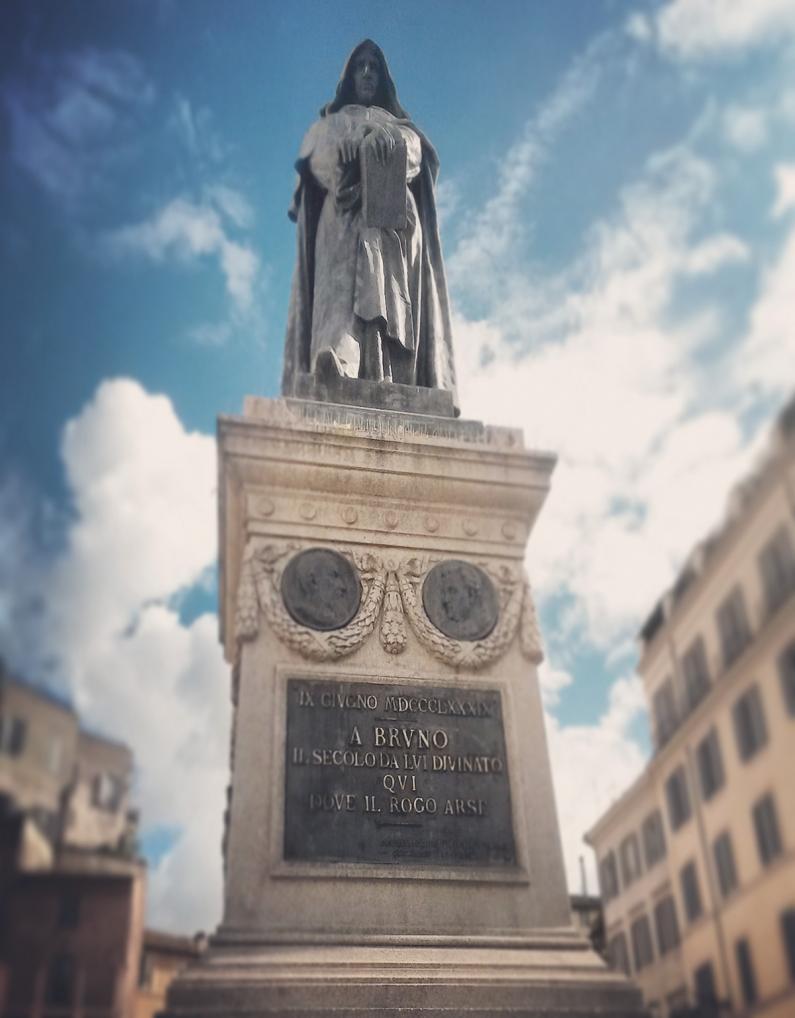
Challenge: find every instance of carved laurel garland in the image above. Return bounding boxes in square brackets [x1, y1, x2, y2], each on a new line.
[235, 542, 543, 667]
[235, 543, 387, 660]
[379, 570, 407, 654]
[396, 556, 529, 670]
[519, 577, 544, 665]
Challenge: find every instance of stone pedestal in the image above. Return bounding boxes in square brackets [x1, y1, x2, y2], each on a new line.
[162, 395, 646, 1016]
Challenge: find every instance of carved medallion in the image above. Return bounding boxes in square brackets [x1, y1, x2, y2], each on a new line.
[422, 560, 499, 641]
[281, 548, 362, 631]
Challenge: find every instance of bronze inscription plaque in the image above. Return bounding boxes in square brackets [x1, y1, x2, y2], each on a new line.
[284, 678, 516, 867]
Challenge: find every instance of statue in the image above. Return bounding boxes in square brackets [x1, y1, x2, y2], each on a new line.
[281, 40, 458, 411]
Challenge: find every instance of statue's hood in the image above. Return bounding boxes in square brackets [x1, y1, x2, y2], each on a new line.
[322, 39, 410, 120]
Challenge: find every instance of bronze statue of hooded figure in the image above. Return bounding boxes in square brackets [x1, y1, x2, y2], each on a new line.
[281, 40, 458, 411]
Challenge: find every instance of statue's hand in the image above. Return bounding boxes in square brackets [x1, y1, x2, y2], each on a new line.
[364, 125, 396, 165]
[339, 133, 362, 164]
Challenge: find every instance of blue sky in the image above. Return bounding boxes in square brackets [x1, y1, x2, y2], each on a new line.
[2, 0, 795, 932]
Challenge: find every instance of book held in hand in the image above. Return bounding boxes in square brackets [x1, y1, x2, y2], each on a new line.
[361, 138, 407, 230]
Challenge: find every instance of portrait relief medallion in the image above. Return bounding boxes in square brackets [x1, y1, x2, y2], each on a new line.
[281, 549, 362, 631]
[422, 560, 499, 641]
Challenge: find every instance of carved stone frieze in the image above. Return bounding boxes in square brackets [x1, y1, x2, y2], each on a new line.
[379, 570, 407, 654]
[235, 541, 544, 669]
[397, 557, 535, 669]
[236, 544, 386, 661]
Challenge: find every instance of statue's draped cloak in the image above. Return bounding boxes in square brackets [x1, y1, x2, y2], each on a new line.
[281, 40, 458, 412]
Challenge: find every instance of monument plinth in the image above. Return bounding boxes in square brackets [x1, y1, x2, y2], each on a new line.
[162, 37, 646, 1018]
[160, 395, 646, 1015]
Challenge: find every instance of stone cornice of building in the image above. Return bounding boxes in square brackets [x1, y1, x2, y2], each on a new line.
[54, 845, 146, 876]
[638, 394, 795, 670]
[1, 670, 133, 758]
[143, 928, 206, 956]
[15, 846, 146, 881]
[583, 767, 655, 847]
[77, 725, 133, 757]
[0, 670, 75, 716]
[585, 583, 794, 849]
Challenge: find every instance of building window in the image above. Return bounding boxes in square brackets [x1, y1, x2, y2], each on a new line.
[735, 938, 757, 1006]
[0, 715, 27, 757]
[665, 766, 691, 831]
[91, 772, 124, 812]
[599, 851, 619, 902]
[619, 833, 642, 887]
[752, 793, 783, 866]
[30, 806, 58, 842]
[680, 860, 703, 923]
[780, 641, 795, 716]
[139, 950, 154, 989]
[694, 960, 717, 1006]
[732, 684, 768, 762]
[57, 892, 81, 929]
[653, 679, 678, 748]
[607, 931, 631, 976]
[654, 895, 681, 955]
[47, 736, 63, 776]
[682, 636, 710, 710]
[758, 524, 795, 615]
[46, 953, 75, 1007]
[717, 586, 751, 669]
[631, 914, 654, 970]
[782, 908, 795, 983]
[696, 727, 725, 801]
[642, 809, 667, 868]
[713, 831, 739, 899]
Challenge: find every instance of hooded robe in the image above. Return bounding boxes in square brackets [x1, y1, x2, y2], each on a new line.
[281, 40, 458, 412]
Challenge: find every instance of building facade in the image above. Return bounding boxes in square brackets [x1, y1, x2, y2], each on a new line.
[1, 669, 143, 1017]
[586, 398, 795, 1018]
[0, 669, 136, 854]
[0, 849, 146, 1018]
[134, 930, 206, 1018]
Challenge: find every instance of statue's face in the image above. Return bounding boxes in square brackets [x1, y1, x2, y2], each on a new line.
[352, 47, 380, 105]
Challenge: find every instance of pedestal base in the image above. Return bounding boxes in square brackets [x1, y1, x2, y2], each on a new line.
[161, 934, 648, 1017]
[202, 399, 648, 1017]
[290, 371, 457, 417]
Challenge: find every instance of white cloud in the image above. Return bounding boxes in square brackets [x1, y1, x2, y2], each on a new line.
[546, 673, 648, 893]
[3, 47, 154, 206]
[448, 34, 607, 306]
[50, 379, 216, 660]
[625, 13, 653, 43]
[39, 378, 229, 934]
[723, 104, 769, 151]
[106, 196, 259, 313]
[779, 89, 795, 123]
[653, 0, 795, 59]
[207, 184, 255, 229]
[684, 233, 749, 274]
[772, 162, 795, 217]
[82, 605, 230, 934]
[537, 661, 574, 708]
[447, 128, 768, 652]
[738, 219, 795, 395]
[169, 95, 228, 167]
[189, 320, 235, 347]
[434, 177, 461, 229]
